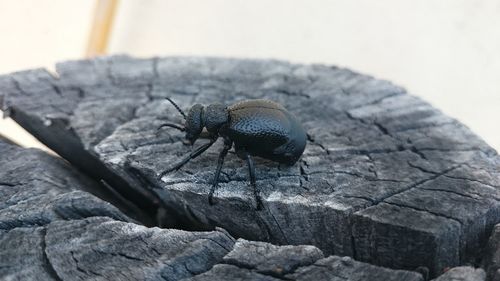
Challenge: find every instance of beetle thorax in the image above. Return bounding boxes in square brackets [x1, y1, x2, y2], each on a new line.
[184, 103, 228, 143]
[204, 103, 229, 134]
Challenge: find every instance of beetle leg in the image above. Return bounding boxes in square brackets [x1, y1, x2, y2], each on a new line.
[208, 139, 232, 205]
[244, 153, 263, 210]
[158, 138, 217, 180]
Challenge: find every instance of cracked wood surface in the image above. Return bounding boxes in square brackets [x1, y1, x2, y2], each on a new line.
[0, 140, 233, 281]
[0, 140, 424, 281]
[1, 56, 499, 277]
[483, 224, 500, 280]
[185, 239, 423, 281]
[0, 141, 130, 232]
[0, 141, 233, 281]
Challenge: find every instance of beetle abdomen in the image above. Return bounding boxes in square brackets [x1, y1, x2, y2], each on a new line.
[226, 99, 306, 164]
[228, 107, 290, 147]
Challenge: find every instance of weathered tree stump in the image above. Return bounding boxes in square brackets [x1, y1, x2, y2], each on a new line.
[1, 56, 499, 278]
[0, 140, 424, 280]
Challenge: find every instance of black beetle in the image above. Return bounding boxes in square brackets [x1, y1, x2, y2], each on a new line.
[158, 98, 307, 209]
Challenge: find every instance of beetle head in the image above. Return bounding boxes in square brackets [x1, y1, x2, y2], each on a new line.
[159, 98, 202, 145]
[160, 98, 228, 145]
[185, 104, 204, 144]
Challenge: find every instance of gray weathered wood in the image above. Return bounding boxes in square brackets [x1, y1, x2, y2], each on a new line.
[0, 140, 233, 280]
[0, 140, 224, 280]
[1, 56, 499, 277]
[0, 140, 424, 281]
[0, 141, 130, 232]
[0, 140, 126, 280]
[0, 140, 234, 281]
[483, 224, 500, 280]
[44, 217, 234, 281]
[186, 239, 423, 281]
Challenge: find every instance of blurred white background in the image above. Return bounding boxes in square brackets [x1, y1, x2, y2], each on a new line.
[0, 0, 499, 151]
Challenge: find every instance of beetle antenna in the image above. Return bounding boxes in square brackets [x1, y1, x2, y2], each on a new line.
[165, 97, 187, 120]
[157, 122, 186, 132]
